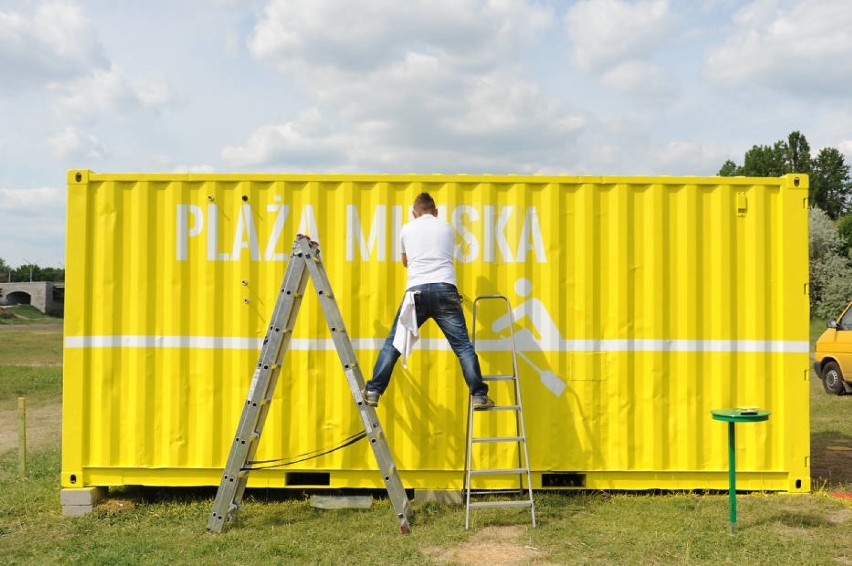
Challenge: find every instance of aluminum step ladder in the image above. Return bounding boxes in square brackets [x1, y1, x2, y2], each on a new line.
[207, 235, 414, 534]
[464, 294, 536, 529]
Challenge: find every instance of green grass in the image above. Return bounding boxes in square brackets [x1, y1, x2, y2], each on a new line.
[0, 321, 63, 411]
[0, 321, 849, 565]
[0, 324, 62, 366]
[0, 366, 62, 410]
[0, 304, 63, 325]
[0, 451, 849, 565]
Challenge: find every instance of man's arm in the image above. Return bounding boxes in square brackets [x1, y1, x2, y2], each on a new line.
[401, 252, 408, 268]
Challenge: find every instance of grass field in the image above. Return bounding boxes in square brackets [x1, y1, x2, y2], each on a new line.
[0, 319, 849, 564]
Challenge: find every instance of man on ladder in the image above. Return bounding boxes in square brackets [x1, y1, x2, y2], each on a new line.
[363, 193, 494, 410]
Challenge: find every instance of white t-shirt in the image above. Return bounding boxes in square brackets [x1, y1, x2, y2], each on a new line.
[400, 214, 457, 289]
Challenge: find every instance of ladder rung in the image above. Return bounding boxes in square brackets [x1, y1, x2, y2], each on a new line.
[477, 405, 520, 412]
[482, 374, 516, 381]
[472, 436, 524, 443]
[469, 468, 528, 476]
[468, 500, 533, 509]
[468, 489, 527, 496]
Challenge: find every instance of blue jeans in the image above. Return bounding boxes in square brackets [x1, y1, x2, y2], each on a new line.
[365, 283, 488, 397]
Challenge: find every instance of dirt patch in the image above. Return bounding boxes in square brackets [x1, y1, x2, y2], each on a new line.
[97, 498, 138, 513]
[0, 401, 62, 455]
[812, 442, 852, 490]
[422, 526, 550, 565]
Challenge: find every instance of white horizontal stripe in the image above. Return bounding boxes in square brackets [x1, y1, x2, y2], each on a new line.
[64, 335, 809, 354]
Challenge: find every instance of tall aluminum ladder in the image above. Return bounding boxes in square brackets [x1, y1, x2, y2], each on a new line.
[464, 294, 536, 529]
[207, 235, 414, 534]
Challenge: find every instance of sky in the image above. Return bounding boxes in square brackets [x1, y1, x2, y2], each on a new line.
[0, 0, 850, 268]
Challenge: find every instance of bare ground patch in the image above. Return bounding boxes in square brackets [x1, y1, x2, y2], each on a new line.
[421, 525, 552, 565]
[0, 400, 62, 455]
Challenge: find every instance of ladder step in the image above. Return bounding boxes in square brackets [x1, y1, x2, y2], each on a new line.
[469, 468, 528, 476]
[477, 405, 520, 412]
[472, 436, 524, 443]
[468, 500, 533, 509]
[468, 489, 527, 496]
[482, 374, 516, 382]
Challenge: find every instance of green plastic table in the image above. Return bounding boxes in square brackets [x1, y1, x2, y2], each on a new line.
[711, 408, 771, 535]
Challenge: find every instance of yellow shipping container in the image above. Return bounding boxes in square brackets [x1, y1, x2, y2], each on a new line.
[62, 170, 810, 494]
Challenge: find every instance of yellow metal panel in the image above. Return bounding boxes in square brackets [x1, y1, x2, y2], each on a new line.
[62, 171, 810, 492]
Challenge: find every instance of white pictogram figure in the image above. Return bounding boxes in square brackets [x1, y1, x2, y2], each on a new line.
[491, 278, 566, 397]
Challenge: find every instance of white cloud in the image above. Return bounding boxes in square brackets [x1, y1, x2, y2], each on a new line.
[0, 186, 63, 209]
[222, 109, 351, 168]
[647, 140, 732, 174]
[250, 0, 553, 73]
[580, 138, 730, 176]
[599, 61, 675, 96]
[232, 0, 583, 173]
[171, 164, 217, 173]
[564, 0, 673, 73]
[837, 140, 852, 163]
[52, 65, 177, 124]
[0, 0, 108, 94]
[222, 62, 586, 174]
[0, 187, 66, 266]
[49, 127, 107, 160]
[704, 0, 852, 96]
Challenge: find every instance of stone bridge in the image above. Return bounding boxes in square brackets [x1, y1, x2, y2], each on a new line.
[0, 282, 64, 316]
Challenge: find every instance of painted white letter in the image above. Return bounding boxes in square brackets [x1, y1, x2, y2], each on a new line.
[496, 206, 515, 262]
[176, 204, 203, 261]
[231, 203, 260, 261]
[207, 203, 229, 261]
[452, 205, 479, 263]
[516, 207, 547, 263]
[346, 205, 387, 261]
[297, 204, 320, 245]
[264, 204, 290, 261]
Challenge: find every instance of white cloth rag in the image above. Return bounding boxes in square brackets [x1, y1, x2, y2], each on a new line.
[392, 291, 419, 368]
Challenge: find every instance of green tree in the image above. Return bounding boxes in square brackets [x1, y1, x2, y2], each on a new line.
[718, 159, 740, 176]
[719, 131, 851, 220]
[837, 213, 852, 258]
[811, 147, 852, 219]
[720, 131, 812, 177]
[784, 131, 812, 175]
[741, 141, 787, 176]
[40, 267, 65, 282]
[4, 262, 65, 282]
[809, 207, 852, 319]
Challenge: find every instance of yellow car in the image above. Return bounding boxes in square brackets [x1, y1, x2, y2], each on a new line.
[814, 301, 852, 395]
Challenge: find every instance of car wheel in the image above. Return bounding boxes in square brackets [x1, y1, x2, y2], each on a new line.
[822, 361, 847, 396]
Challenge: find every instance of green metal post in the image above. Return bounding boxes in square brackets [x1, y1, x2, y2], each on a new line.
[727, 421, 736, 535]
[18, 397, 27, 478]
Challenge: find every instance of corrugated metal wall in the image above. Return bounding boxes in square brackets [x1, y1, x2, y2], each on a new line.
[62, 171, 810, 492]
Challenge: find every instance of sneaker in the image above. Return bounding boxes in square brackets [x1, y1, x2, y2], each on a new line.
[363, 389, 380, 407]
[472, 395, 495, 410]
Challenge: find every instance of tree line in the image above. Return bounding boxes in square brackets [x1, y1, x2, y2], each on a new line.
[0, 258, 64, 283]
[719, 130, 852, 320]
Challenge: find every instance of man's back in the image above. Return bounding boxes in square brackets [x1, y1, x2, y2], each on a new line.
[401, 214, 457, 289]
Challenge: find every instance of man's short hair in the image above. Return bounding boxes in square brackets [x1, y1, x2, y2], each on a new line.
[413, 193, 437, 214]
